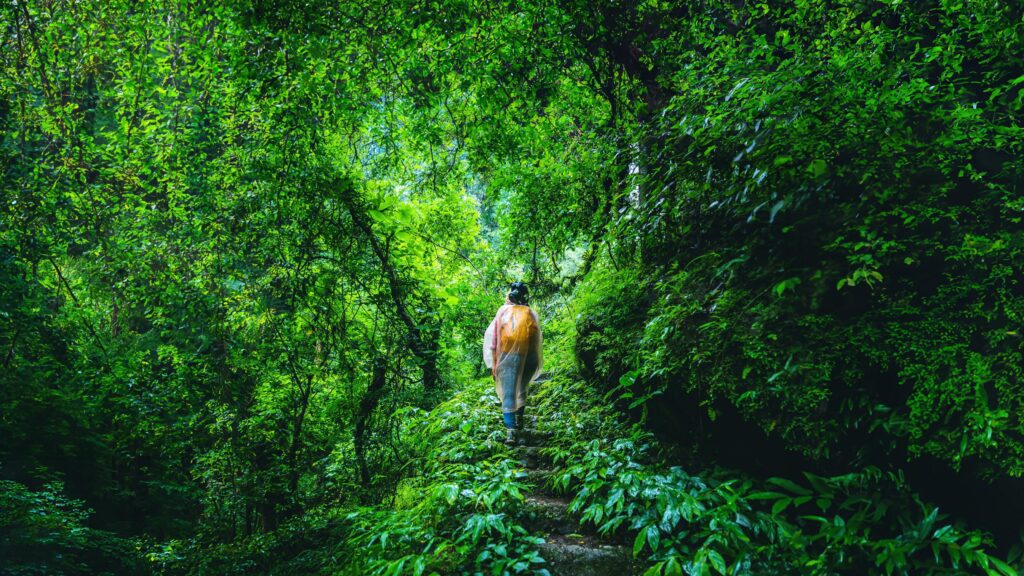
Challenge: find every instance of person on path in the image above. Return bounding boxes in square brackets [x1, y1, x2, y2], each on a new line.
[483, 282, 543, 444]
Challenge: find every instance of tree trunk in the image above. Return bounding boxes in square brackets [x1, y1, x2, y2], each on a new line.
[354, 356, 387, 496]
[342, 188, 440, 390]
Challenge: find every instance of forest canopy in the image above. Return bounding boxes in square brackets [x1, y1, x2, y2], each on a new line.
[1, 0, 1022, 575]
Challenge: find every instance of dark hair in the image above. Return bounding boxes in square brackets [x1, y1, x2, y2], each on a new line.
[508, 282, 529, 305]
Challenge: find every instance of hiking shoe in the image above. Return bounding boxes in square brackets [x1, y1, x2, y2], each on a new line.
[505, 429, 516, 445]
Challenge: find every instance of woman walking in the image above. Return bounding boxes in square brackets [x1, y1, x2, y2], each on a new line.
[483, 282, 543, 444]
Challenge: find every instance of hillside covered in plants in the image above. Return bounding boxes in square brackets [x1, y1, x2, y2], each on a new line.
[2, 0, 1022, 574]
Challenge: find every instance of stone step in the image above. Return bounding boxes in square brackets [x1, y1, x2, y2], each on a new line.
[538, 535, 635, 576]
[522, 494, 577, 535]
[516, 445, 542, 458]
[516, 427, 553, 444]
[514, 444, 552, 469]
[514, 444, 541, 459]
[522, 467, 556, 490]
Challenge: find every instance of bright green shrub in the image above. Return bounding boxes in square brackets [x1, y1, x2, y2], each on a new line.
[155, 378, 549, 576]
[337, 379, 549, 576]
[532, 375, 1018, 575]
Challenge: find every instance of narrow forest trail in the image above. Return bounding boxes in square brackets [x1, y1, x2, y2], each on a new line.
[510, 377, 636, 576]
[343, 349, 1023, 575]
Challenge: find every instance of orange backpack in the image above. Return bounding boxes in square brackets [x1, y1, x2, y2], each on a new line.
[497, 305, 539, 355]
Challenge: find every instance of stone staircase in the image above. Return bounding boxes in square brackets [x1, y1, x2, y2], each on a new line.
[512, 420, 636, 576]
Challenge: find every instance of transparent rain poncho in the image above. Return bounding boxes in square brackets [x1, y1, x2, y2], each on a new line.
[483, 304, 543, 414]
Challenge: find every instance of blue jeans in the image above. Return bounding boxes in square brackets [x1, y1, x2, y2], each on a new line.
[503, 408, 525, 429]
[499, 352, 538, 429]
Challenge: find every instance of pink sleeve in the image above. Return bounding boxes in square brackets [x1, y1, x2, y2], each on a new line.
[483, 307, 504, 369]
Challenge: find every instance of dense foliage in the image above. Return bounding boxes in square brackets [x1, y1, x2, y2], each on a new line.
[567, 0, 1024, 484]
[2, 0, 1021, 574]
[536, 373, 1016, 576]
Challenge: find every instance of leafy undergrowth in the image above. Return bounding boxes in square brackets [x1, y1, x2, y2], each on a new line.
[530, 374, 1020, 576]
[151, 378, 550, 576]
[157, 370, 1020, 576]
[338, 377, 549, 576]
[335, 368, 1020, 576]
